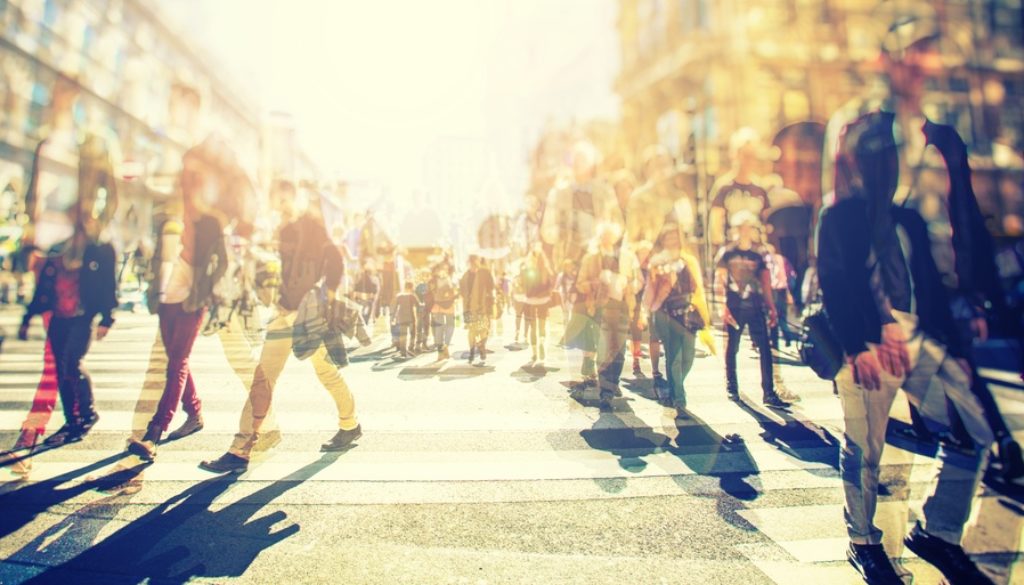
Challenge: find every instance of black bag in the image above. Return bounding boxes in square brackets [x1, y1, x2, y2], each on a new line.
[798, 303, 844, 380]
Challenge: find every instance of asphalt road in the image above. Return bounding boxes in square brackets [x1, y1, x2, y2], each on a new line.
[0, 307, 1020, 585]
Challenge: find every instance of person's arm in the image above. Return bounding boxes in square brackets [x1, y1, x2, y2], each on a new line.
[709, 207, 726, 247]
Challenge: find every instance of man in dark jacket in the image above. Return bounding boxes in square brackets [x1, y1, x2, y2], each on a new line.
[818, 16, 995, 585]
[200, 184, 362, 474]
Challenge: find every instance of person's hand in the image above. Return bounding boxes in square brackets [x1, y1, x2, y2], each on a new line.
[969, 317, 988, 343]
[766, 307, 778, 329]
[879, 323, 910, 378]
[17, 323, 29, 341]
[722, 307, 738, 329]
[96, 326, 110, 341]
[851, 351, 883, 390]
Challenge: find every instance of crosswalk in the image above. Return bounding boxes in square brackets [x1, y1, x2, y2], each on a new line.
[0, 307, 1020, 584]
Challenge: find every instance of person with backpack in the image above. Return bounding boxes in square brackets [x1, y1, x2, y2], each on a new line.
[199, 183, 361, 474]
[128, 138, 240, 460]
[429, 263, 458, 361]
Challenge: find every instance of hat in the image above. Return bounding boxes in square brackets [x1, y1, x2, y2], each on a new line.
[876, 2, 940, 58]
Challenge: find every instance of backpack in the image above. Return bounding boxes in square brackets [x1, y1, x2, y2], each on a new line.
[798, 301, 844, 380]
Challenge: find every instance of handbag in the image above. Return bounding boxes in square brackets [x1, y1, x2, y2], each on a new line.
[798, 302, 844, 380]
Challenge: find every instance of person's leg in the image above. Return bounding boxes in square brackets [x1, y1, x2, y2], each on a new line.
[47, 318, 77, 424]
[228, 312, 293, 459]
[598, 304, 628, 402]
[21, 312, 58, 436]
[151, 304, 205, 432]
[677, 327, 697, 407]
[835, 357, 902, 545]
[904, 337, 994, 546]
[310, 344, 359, 431]
[62, 316, 96, 425]
[724, 310, 743, 396]
[537, 310, 548, 361]
[653, 313, 680, 407]
[744, 306, 776, 399]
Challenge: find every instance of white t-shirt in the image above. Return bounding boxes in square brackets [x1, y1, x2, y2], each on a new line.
[161, 255, 194, 304]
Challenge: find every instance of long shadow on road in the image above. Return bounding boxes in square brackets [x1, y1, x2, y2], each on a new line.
[12, 451, 342, 585]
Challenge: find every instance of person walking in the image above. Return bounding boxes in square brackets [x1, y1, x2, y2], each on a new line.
[515, 244, 555, 366]
[429, 263, 458, 361]
[18, 220, 117, 446]
[392, 281, 418, 357]
[714, 211, 789, 408]
[199, 184, 360, 474]
[128, 139, 242, 460]
[460, 254, 495, 366]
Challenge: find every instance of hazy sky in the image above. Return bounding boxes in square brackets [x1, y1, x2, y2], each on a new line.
[159, 0, 620, 203]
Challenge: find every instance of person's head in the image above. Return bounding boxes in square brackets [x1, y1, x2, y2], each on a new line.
[525, 194, 541, 214]
[730, 210, 761, 244]
[729, 127, 762, 173]
[881, 12, 942, 108]
[468, 254, 480, 269]
[404, 281, 414, 292]
[270, 180, 297, 221]
[593, 221, 623, 251]
[571, 141, 600, 183]
[640, 145, 673, 183]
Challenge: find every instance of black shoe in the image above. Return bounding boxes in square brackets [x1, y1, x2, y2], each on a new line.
[846, 543, 905, 585]
[599, 398, 613, 412]
[904, 523, 994, 585]
[674, 407, 690, 420]
[321, 425, 362, 452]
[43, 424, 84, 447]
[199, 452, 249, 474]
[763, 394, 791, 409]
[726, 387, 740, 401]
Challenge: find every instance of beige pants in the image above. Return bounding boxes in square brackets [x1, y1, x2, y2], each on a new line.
[230, 308, 358, 459]
[836, 311, 993, 545]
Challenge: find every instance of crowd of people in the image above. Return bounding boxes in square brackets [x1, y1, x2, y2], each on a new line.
[0, 11, 1021, 585]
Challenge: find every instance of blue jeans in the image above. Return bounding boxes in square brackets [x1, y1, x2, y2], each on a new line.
[653, 311, 696, 409]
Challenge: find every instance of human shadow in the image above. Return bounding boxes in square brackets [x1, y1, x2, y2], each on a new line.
[20, 451, 342, 585]
[735, 400, 841, 474]
[510, 363, 559, 384]
[0, 453, 142, 541]
[569, 391, 762, 509]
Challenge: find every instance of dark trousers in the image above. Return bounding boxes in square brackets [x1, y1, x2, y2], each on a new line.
[770, 289, 795, 349]
[48, 315, 95, 425]
[151, 303, 205, 431]
[415, 308, 430, 348]
[598, 301, 629, 400]
[725, 301, 774, 396]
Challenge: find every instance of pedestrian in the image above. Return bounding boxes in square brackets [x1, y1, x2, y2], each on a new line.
[392, 281, 417, 357]
[128, 138, 241, 460]
[459, 254, 495, 366]
[18, 218, 117, 446]
[199, 183, 361, 474]
[819, 14, 997, 584]
[765, 243, 797, 349]
[642, 236, 710, 419]
[714, 211, 789, 408]
[573, 222, 641, 409]
[429, 263, 458, 361]
[515, 244, 555, 365]
[353, 259, 380, 328]
[413, 270, 431, 352]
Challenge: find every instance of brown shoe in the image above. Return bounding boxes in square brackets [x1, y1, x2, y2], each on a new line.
[166, 415, 204, 441]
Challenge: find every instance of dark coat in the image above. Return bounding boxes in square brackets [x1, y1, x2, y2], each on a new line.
[24, 241, 118, 327]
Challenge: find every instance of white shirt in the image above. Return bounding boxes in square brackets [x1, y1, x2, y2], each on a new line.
[161, 255, 194, 304]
